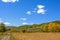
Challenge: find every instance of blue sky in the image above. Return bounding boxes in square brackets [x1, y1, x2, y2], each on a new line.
[0, 0, 60, 26]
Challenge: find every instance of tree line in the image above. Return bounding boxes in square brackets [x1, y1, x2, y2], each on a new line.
[0, 20, 60, 33]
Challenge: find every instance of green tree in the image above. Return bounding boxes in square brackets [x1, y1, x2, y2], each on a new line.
[0, 23, 6, 32]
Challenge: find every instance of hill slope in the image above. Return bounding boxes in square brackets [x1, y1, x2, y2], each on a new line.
[10, 20, 60, 32]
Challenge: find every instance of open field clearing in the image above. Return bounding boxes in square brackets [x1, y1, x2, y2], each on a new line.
[11, 32, 60, 40]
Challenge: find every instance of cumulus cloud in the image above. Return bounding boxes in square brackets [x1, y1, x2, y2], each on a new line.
[37, 5, 46, 14]
[4, 22, 10, 25]
[22, 22, 33, 25]
[26, 5, 46, 15]
[37, 9, 46, 14]
[22, 22, 28, 25]
[1, 0, 19, 3]
[37, 5, 45, 9]
[26, 11, 32, 15]
[20, 18, 27, 21]
[0, 18, 10, 26]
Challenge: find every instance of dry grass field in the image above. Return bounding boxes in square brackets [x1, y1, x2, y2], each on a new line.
[11, 32, 60, 40]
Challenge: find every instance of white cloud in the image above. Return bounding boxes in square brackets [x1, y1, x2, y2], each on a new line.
[4, 22, 10, 25]
[37, 5, 45, 9]
[37, 9, 46, 14]
[26, 11, 31, 15]
[2, 0, 19, 3]
[22, 22, 33, 25]
[20, 18, 27, 21]
[37, 5, 46, 14]
[22, 22, 28, 25]
[0, 18, 10, 26]
[26, 5, 46, 15]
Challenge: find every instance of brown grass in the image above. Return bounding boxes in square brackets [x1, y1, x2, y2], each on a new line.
[11, 32, 60, 40]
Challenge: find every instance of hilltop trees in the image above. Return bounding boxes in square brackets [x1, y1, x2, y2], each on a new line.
[18, 20, 60, 33]
[40, 22, 60, 32]
[48, 23, 60, 32]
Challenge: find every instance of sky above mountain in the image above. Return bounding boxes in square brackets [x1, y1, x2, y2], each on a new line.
[0, 0, 60, 26]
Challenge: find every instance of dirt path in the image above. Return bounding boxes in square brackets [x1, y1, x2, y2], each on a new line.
[1, 35, 10, 40]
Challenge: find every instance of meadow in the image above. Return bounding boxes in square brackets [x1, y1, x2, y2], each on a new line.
[11, 32, 60, 40]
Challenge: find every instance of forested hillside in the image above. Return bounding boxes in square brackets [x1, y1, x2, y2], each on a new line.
[10, 20, 60, 33]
